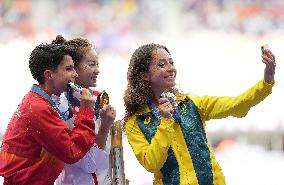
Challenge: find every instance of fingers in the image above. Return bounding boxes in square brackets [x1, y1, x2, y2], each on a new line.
[101, 104, 116, 117]
[262, 49, 276, 65]
[262, 49, 276, 72]
[158, 98, 174, 118]
[161, 102, 173, 111]
[262, 48, 276, 84]
[159, 97, 169, 104]
[101, 104, 112, 112]
[81, 88, 91, 96]
[266, 49, 275, 62]
[159, 98, 172, 110]
[100, 104, 116, 129]
[80, 88, 95, 109]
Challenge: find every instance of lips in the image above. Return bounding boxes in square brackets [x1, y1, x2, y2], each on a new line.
[68, 79, 75, 83]
[91, 76, 97, 81]
[164, 73, 175, 79]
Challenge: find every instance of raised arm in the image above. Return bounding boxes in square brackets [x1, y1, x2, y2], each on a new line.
[96, 104, 116, 149]
[30, 88, 97, 164]
[192, 80, 274, 123]
[191, 48, 276, 123]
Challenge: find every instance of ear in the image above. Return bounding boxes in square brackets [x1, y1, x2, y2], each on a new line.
[140, 72, 150, 81]
[43, 70, 53, 82]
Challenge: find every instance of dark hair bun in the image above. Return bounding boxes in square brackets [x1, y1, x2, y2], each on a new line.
[51, 35, 66, 45]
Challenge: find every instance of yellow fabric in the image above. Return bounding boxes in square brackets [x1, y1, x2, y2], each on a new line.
[125, 80, 273, 185]
[189, 80, 274, 124]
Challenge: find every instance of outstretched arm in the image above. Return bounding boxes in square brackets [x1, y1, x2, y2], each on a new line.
[191, 47, 276, 123]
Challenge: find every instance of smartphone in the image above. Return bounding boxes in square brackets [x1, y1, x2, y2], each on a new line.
[261, 44, 269, 54]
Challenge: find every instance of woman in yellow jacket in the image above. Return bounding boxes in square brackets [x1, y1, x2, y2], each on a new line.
[123, 43, 276, 185]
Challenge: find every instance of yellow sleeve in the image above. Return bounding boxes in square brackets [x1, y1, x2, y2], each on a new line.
[125, 115, 175, 173]
[190, 80, 274, 122]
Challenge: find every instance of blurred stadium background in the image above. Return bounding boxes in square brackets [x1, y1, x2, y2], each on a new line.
[1, 0, 284, 184]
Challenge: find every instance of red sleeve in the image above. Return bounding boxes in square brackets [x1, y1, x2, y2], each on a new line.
[28, 101, 96, 164]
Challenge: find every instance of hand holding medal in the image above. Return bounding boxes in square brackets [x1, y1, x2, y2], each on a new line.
[159, 92, 181, 123]
[158, 92, 177, 118]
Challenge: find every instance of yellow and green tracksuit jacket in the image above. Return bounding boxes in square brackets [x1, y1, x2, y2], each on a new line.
[125, 80, 274, 185]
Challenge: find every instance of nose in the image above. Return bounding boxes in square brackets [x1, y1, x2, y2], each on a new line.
[73, 70, 78, 78]
[167, 64, 176, 72]
[94, 67, 100, 75]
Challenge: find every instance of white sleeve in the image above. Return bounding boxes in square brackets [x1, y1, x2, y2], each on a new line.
[73, 145, 109, 174]
[96, 133, 113, 185]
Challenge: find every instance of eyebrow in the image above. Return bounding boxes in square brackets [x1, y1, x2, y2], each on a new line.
[158, 58, 173, 62]
[87, 60, 98, 63]
[65, 64, 74, 68]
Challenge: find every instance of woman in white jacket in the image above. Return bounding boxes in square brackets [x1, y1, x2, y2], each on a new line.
[53, 35, 115, 185]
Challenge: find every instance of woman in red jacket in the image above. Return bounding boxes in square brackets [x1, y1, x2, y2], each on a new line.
[0, 43, 96, 185]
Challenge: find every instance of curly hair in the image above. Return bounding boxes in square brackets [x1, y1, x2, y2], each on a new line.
[51, 35, 93, 66]
[123, 43, 171, 120]
[29, 43, 77, 84]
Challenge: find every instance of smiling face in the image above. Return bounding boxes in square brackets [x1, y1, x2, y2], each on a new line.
[141, 47, 177, 98]
[75, 48, 100, 88]
[48, 55, 78, 95]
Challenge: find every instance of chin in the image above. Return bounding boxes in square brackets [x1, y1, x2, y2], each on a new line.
[167, 83, 176, 88]
[88, 80, 97, 87]
[89, 82, 96, 88]
[85, 84, 95, 88]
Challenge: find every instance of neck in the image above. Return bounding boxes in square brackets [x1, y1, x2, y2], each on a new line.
[40, 83, 59, 96]
[152, 88, 166, 101]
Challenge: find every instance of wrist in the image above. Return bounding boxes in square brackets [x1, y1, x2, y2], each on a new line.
[264, 77, 274, 84]
[99, 123, 111, 133]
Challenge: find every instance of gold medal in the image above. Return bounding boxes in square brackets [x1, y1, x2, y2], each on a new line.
[100, 91, 109, 108]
